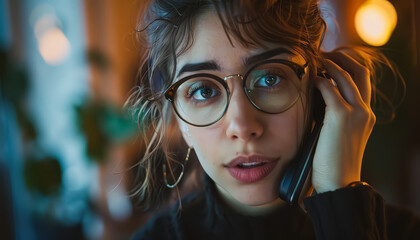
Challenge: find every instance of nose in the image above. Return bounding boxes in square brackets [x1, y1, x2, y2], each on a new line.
[224, 83, 263, 142]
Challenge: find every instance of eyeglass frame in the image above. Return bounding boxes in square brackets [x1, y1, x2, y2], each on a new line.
[164, 58, 309, 127]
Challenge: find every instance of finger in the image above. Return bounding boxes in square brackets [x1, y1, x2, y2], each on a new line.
[323, 59, 364, 106]
[323, 51, 371, 105]
[314, 76, 349, 111]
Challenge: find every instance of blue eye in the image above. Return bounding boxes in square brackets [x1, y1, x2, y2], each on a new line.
[255, 74, 282, 87]
[186, 80, 221, 102]
[192, 87, 219, 100]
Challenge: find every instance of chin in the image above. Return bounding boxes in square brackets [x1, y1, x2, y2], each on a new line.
[214, 175, 282, 207]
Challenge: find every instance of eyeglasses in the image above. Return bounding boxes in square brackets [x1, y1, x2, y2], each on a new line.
[164, 59, 308, 127]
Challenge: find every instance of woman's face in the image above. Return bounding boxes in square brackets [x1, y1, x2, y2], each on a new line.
[174, 11, 308, 206]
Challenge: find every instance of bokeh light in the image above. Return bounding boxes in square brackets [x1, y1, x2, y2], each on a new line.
[31, 5, 71, 65]
[37, 27, 70, 65]
[355, 0, 397, 46]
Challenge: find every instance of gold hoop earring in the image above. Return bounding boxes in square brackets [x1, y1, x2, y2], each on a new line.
[163, 147, 192, 188]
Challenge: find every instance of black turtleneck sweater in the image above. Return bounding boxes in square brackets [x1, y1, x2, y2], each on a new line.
[132, 177, 420, 240]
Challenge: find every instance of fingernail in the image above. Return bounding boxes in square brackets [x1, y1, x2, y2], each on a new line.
[327, 78, 337, 87]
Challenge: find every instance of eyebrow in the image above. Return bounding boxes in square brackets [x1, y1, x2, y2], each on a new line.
[176, 47, 294, 78]
[177, 61, 220, 78]
[244, 47, 294, 66]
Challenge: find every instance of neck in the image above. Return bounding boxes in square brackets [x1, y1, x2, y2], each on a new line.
[215, 185, 286, 216]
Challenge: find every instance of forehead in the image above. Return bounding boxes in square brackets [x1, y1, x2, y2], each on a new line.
[176, 10, 305, 75]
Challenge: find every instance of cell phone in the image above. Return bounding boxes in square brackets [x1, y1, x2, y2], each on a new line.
[278, 81, 326, 204]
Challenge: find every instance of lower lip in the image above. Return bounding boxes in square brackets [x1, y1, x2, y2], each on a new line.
[227, 160, 278, 183]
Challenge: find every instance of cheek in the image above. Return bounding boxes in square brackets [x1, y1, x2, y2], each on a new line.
[265, 101, 307, 159]
[177, 117, 224, 176]
[188, 128, 221, 157]
[185, 127, 221, 171]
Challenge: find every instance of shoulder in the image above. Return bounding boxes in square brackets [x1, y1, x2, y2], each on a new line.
[304, 184, 420, 239]
[385, 204, 420, 240]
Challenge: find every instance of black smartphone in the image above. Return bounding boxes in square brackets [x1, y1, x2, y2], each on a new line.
[278, 82, 326, 204]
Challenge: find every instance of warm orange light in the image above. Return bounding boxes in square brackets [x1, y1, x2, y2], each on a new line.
[355, 0, 397, 46]
[37, 27, 70, 65]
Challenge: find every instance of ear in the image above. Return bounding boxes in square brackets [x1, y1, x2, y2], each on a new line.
[178, 120, 193, 148]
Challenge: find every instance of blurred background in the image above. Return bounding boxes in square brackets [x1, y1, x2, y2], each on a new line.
[0, 0, 419, 239]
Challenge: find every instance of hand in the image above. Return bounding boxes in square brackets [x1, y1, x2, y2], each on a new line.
[311, 51, 376, 193]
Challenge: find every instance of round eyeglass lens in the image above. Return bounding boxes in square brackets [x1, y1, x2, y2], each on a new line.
[245, 62, 301, 113]
[174, 76, 228, 126]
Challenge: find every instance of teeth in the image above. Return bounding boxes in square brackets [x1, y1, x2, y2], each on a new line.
[238, 162, 265, 168]
[242, 162, 258, 166]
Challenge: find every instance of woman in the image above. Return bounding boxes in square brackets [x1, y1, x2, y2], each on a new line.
[127, 0, 420, 239]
